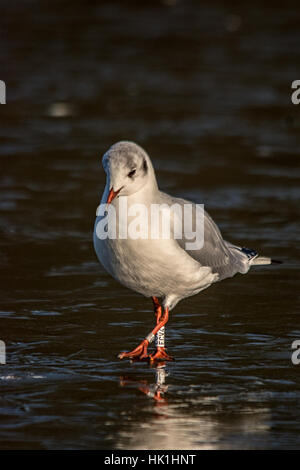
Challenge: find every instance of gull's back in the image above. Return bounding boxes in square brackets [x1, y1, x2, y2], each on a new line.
[158, 190, 266, 282]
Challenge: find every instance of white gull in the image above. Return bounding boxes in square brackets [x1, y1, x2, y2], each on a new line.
[93, 141, 278, 362]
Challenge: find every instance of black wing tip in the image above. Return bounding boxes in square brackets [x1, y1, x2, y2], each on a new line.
[241, 246, 258, 260]
[240, 247, 282, 265]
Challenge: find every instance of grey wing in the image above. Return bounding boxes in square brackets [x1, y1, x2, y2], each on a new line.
[158, 192, 252, 281]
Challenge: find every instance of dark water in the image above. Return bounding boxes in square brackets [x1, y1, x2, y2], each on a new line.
[1, 0, 300, 450]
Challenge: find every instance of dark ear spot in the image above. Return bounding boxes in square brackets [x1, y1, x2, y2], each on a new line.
[143, 158, 148, 173]
[128, 169, 136, 178]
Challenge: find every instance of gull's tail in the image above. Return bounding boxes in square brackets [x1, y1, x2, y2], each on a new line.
[251, 256, 282, 265]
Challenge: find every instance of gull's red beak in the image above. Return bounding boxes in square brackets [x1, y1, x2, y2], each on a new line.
[106, 187, 122, 204]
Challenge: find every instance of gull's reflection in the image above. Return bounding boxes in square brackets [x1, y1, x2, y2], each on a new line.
[120, 362, 168, 404]
[118, 367, 272, 449]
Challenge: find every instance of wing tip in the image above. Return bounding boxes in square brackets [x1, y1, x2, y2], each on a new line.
[241, 246, 258, 261]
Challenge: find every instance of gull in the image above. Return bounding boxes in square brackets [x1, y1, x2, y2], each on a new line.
[93, 141, 279, 362]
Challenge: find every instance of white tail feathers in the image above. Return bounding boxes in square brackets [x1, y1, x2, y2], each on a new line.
[251, 256, 272, 265]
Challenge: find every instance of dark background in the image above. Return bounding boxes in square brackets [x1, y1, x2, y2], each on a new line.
[0, 0, 300, 450]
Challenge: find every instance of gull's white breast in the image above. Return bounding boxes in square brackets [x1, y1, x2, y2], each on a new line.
[93, 195, 218, 304]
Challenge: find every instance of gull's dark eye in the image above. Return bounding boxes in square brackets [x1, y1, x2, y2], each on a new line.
[128, 169, 136, 178]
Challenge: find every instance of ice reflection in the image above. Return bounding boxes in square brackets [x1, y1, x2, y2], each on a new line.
[120, 363, 168, 404]
[119, 365, 271, 449]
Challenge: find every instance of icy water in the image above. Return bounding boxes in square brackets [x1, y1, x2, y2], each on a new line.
[0, 1, 300, 450]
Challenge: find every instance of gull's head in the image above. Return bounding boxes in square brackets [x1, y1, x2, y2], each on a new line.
[102, 141, 156, 203]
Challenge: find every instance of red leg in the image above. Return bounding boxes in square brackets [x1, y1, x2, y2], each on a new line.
[150, 306, 174, 363]
[118, 298, 173, 362]
[152, 296, 162, 323]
